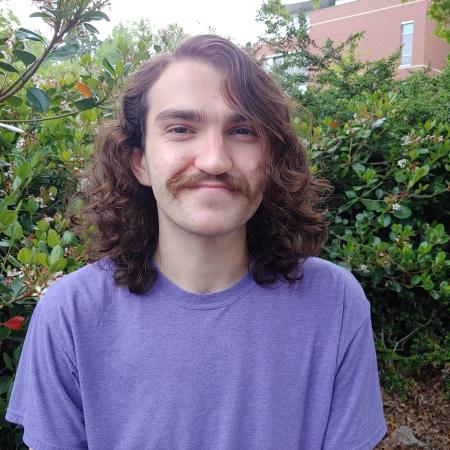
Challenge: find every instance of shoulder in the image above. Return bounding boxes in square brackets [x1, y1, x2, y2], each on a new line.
[300, 257, 371, 324]
[35, 258, 119, 327]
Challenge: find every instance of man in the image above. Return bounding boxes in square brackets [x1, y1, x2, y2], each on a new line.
[6, 35, 386, 449]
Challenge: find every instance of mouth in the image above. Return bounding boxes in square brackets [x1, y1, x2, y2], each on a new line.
[192, 183, 232, 190]
[188, 184, 235, 194]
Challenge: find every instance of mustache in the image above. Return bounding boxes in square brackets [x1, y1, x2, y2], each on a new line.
[167, 172, 252, 198]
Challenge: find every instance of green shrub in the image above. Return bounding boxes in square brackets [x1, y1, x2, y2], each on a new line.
[258, 0, 450, 393]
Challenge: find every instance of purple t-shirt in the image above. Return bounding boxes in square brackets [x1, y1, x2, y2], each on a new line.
[6, 257, 386, 450]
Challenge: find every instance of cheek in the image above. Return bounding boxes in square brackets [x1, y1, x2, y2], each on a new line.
[149, 152, 192, 180]
[234, 146, 264, 172]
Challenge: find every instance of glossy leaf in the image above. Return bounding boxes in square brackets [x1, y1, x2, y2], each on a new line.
[82, 11, 110, 22]
[5, 96, 23, 107]
[392, 205, 412, 219]
[50, 43, 79, 59]
[12, 49, 37, 66]
[74, 97, 97, 111]
[15, 27, 45, 43]
[48, 245, 64, 266]
[17, 247, 32, 265]
[84, 23, 99, 34]
[102, 57, 115, 76]
[26, 87, 50, 113]
[0, 61, 19, 73]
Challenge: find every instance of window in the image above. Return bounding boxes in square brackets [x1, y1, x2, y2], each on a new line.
[400, 21, 414, 66]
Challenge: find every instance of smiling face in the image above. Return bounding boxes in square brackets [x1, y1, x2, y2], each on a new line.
[130, 60, 266, 240]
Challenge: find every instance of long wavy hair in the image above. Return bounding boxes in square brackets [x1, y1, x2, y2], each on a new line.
[74, 34, 332, 294]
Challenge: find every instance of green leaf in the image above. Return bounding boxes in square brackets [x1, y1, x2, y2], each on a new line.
[361, 199, 382, 211]
[0, 327, 10, 342]
[29, 12, 53, 20]
[0, 210, 17, 228]
[31, 151, 42, 168]
[0, 376, 12, 395]
[15, 27, 45, 43]
[36, 219, 49, 232]
[352, 162, 365, 175]
[6, 222, 23, 241]
[3, 353, 13, 371]
[407, 165, 430, 189]
[102, 57, 115, 76]
[0, 61, 19, 73]
[48, 245, 63, 266]
[429, 290, 440, 300]
[33, 252, 47, 266]
[84, 23, 99, 34]
[435, 251, 446, 265]
[50, 43, 79, 60]
[26, 87, 50, 113]
[61, 231, 75, 246]
[12, 49, 37, 66]
[47, 229, 60, 248]
[17, 247, 32, 265]
[418, 241, 432, 255]
[14, 161, 32, 180]
[49, 258, 67, 273]
[392, 205, 412, 219]
[377, 215, 391, 227]
[115, 61, 124, 77]
[5, 96, 23, 107]
[12, 176, 22, 190]
[74, 97, 97, 111]
[82, 11, 110, 22]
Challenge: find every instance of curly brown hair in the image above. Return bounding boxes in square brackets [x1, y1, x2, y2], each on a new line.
[74, 34, 332, 294]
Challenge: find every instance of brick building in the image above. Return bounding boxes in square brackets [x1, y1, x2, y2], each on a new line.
[259, 0, 449, 79]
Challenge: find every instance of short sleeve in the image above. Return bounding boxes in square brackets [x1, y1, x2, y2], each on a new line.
[5, 291, 88, 450]
[322, 315, 387, 450]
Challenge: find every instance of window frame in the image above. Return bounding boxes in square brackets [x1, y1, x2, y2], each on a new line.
[399, 20, 414, 67]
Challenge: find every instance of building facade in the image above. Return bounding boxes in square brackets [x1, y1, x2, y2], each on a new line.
[260, 0, 449, 79]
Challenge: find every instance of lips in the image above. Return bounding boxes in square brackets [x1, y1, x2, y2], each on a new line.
[192, 183, 231, 190]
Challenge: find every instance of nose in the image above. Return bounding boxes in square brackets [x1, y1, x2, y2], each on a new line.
[194, 131, 232, 175]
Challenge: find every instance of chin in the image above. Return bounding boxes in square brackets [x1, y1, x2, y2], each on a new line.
[182, 217, 247, 238]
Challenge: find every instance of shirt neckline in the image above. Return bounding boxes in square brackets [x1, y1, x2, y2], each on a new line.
[152, 261, 255, 309]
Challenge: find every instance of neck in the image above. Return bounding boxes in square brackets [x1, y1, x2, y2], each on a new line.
[155, 225, 250, 294]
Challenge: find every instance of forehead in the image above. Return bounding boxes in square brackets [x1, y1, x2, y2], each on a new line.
[145, 60, 236, 121]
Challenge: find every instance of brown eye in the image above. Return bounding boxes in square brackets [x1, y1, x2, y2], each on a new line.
[169, 126, 191, 134]
[231, 127, 256, 136]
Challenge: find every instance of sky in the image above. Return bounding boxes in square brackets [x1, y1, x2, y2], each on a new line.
[10, 0, 283, 45]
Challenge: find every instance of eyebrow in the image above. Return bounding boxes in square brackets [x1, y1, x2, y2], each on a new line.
[154, 108, 249, 125]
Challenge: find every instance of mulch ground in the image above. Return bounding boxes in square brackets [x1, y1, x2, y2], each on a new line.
[376, 373, 450, 449]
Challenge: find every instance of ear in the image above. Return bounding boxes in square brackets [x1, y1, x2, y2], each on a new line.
[130, 148, 152, 187]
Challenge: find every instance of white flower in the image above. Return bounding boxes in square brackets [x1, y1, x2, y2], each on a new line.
[392, 203, 401, 211]
[34, 285, 48, 296]
[401, 135, 411, 145]
[15, 138, 25, 149]
[7, 268, 24, 277]
[43, 216, 54, 223]
[359, 264, 369, 274]
[397, 159, 408, 168]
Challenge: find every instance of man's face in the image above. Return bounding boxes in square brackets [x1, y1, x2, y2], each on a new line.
[131, 60, 265, 239]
